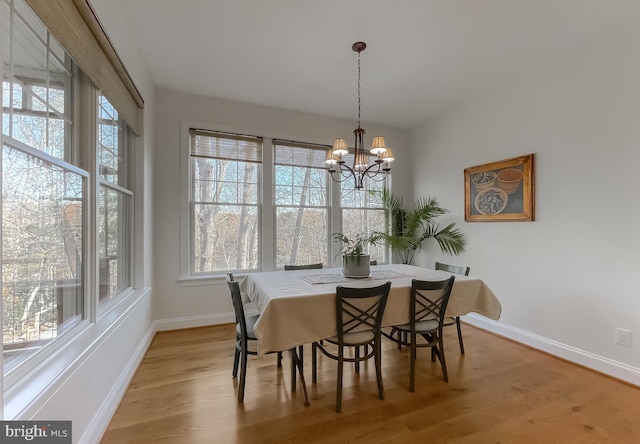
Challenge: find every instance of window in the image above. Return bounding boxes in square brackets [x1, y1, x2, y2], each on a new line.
[2, 0, 84, 370]
[97, 95, 132, 304]
[340, 153, 388, 263]
[189, 130, 262, 273]
[185, 128, 390, 277]
[1, 0, 136, 372]
[274, 141, 329, 268]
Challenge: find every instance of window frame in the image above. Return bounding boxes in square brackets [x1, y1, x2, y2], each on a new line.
[178, 120, 391, 282]
[188, 129, 263, 275]
[1, 0, 138, 379]
[96, 93, 134, 308]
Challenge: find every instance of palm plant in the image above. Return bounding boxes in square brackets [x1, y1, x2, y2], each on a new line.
[376, 189, 466, 265]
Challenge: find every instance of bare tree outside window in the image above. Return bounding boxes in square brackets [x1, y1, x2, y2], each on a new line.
[274, 141, 328, 268]
[190, 130, 261, 273]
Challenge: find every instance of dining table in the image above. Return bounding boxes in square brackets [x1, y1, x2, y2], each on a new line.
[239, 263, 501, 405]
[240, 263, 501, 357]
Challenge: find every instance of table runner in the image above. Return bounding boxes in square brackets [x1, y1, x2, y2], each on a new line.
[299, 270, 411, 285]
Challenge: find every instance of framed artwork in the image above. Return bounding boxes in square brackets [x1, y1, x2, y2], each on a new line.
[464, 154, 535, 222]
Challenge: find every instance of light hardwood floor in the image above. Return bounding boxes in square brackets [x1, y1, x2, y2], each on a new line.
[102, 324, 640, 443]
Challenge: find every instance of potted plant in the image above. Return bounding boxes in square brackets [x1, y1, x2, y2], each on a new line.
[375, 189, 466, 265]
[333, 232, 383, 277]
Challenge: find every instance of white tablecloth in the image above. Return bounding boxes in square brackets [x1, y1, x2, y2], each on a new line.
[240, 264, 501, 355]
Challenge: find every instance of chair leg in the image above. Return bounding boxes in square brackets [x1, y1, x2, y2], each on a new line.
[455, 316, 465, 354]
[290, 349, 296, 391]
[232, 346, 240, 377]
[355, 346, 360, 373]
[312, 343, 317, 383]
[299, 345, 304, 368]
[277, 351, 283, 368]
[375, 338, 384, 400]
[336, 347, 344, 413]
[293, 347, 310, 407]
[409, 332, 416, 392]
[437, 334, 448, 383]
[238, 341, 248, 402]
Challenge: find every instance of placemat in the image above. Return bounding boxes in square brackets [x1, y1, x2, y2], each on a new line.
[300, 270, 412, 285]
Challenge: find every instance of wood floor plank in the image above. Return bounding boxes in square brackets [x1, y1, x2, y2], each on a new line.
[101, 324, 640, 443]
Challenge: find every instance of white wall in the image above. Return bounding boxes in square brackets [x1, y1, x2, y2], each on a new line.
[3, 2, 157, 443]
[153, 90, 411, 329]
[411, 21, 640, 384]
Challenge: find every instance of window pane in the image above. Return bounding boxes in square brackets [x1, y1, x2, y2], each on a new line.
[193, 157, 258, 205]
[2, 145, 84, 371]
[98, 186, 131, 303]
[2, 5, 73, 162]
[193, 204, 258, 271]
[98, 94, 128, 187]
[274, 142, 329, 268]
[2, 81, 23, 108]
[276, 207, 328, 267]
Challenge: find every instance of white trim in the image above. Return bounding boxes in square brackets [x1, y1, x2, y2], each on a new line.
[3, 288, 151, 419]
[0, 0, 5, 413]
[80, 320, 155, 444]
[155, 311, 244, 332]
[463, 314, 640, 387]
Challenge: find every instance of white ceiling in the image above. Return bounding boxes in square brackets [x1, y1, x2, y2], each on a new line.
[108, 0, 640, 129]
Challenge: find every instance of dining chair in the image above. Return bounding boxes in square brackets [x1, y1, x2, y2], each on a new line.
[387, 276, 455, 391]
[435, 261, 471, 354]
[226, 273, 283, 402]
[312, 281, 391, 412]
[283, 263, 323, 270]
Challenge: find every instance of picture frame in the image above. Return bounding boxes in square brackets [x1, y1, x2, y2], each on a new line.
[464, 154, 535, 222]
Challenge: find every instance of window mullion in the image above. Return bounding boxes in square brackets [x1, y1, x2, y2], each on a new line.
[261, 137, 273, 271]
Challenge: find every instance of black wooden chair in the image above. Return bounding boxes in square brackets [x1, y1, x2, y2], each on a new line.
[435, 261, 471, 354]
[312, 282, 391, 412]
[226, 273, 283, 402]
[387, 276, 455, 391]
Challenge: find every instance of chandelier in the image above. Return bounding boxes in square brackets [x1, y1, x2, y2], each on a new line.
[326, 41, 394, 190]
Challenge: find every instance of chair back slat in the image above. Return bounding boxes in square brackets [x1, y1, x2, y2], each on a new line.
[435, 261, 470, 276]
[410, 277, 455, 329]
[335, 282, 391, 343]
[226, 273, 248, 338]
[284, 263, 323, 270]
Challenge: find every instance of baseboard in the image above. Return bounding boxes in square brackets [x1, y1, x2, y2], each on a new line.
[155, 311, 242, 331]
[463, 314, 640, 387]
[81, 324, 156, 444]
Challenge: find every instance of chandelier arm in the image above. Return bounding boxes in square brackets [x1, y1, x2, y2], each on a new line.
[359, 160, 385, 177]
[367, 172, 390, 183]
[328, 165, 357, 184]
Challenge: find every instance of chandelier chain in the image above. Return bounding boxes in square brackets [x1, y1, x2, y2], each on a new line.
[357, 49, 361, 127]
